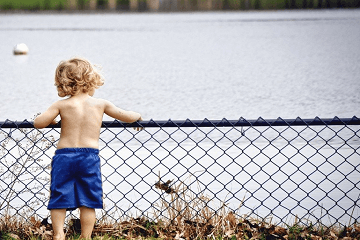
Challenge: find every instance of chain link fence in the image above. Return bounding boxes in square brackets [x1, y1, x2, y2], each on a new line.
[0, 117, 359, 227]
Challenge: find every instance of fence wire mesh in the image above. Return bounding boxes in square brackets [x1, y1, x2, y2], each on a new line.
[0, 117, 359, 228]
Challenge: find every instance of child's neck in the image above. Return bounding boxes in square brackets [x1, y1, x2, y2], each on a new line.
[71, 91, 91, 99]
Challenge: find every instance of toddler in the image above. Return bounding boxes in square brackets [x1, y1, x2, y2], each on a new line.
[34, 57, 142, 240]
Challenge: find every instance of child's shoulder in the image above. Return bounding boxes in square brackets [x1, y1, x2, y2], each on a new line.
[48, 98, 74, 111]
[52, 98, 70, 106]
[90, 97, 111, 106]
[48, 99, 65, 107]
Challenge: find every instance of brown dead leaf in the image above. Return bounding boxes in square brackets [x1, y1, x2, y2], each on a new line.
[310, 235, 321, 240]
[226, 212, 237, 228]
[8, 233, 20, 239]
[30, 216, 41, 228]
[329, 230, 338, 239]
[225, 229, 234, 238]
[155, 180, 177, 194]
[174, 231, 185, 239]
[274, 226, 287, 236]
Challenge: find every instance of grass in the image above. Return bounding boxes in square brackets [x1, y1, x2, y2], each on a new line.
[0, 0, 68, 10]
[1, 214, 360, 239]
[1, 177, 360, 239]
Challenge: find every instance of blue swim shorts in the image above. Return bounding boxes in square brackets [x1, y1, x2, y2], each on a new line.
[48, 148, 103, 211]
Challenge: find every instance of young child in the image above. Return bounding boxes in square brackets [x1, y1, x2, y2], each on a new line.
[34, 57, 143, 240]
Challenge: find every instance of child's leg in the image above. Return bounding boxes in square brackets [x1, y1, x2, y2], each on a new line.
[51, 209, 66, 240]
[79, 206, 96, 239]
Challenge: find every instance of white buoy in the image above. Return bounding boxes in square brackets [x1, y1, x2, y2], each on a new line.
[13, 43, 29, 55]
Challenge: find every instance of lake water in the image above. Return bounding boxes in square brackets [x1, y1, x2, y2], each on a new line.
[0, 10, 359, 225]
[0, 10, 359, 121]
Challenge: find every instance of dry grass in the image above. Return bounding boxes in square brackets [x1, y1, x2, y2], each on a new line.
[1, 178, 360, 240]
[1, 211, 360, 239]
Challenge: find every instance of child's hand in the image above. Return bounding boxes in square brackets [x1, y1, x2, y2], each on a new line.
[133, 117, 144, 131]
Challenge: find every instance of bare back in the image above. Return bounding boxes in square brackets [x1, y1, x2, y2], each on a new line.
[57, 94, 105, 149]
[34, 91, 142, 148]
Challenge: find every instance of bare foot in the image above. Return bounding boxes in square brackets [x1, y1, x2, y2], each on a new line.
[53, 234, 65, 240]
[79, 235, 92, 239]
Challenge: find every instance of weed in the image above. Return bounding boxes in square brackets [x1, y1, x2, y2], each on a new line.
[288, 223, 303, 240]
[0, 116, 55, 222]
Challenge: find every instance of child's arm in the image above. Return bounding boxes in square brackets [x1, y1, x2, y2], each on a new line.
[104, 100, 142, 123]
[34, 102, 60, 129]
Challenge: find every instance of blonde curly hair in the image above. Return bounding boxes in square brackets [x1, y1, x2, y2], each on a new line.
[54, 57, 104, 97]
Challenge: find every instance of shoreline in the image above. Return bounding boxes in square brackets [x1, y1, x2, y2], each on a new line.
[0, 6, 359, 14]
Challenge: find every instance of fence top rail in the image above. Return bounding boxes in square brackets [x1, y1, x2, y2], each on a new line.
[0, 116, 359, 128]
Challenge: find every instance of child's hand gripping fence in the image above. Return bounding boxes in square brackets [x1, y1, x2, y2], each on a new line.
[0, 117, 359, 229]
